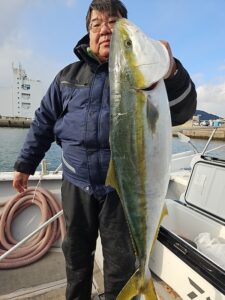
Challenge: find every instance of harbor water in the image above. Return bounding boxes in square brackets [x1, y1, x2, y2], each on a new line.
[0, 128, 61, 172]
[0, 127, 225, 172]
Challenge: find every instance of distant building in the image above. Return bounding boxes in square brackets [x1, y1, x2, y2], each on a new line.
[212, 119, 222, 127]
[0, 64, 43, 118]
[192, 115, 200, 126]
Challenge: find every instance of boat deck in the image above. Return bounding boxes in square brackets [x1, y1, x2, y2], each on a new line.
[0, 249, 104, 300]
[0, 248, 181, 300]
[0, 173, 182, 299]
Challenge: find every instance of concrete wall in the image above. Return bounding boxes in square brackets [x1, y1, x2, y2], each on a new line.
[0, 117, 31, 128]
[174, 127, 225, 141]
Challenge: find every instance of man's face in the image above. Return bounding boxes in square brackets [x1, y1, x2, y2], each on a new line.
[89, 10, 121, 62]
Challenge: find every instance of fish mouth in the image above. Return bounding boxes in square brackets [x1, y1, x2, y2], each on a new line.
[137, 82, 158, 91]
[133, 63, 162, 91]
[141, 82, 158, 91]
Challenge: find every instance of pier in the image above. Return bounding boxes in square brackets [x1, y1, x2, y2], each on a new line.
[173, 125, 225, 141]
[1, 117, 225, 141]
[0, 117, 32, 128]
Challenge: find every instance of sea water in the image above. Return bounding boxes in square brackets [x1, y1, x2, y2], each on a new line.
[0, 128, 61, 172]
[0, 127, 225, 172]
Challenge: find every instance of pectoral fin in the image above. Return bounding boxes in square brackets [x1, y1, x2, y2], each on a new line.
[146, 95, 159, 134]
[106, 158, 120, 194]
[151, 203, 168, 254]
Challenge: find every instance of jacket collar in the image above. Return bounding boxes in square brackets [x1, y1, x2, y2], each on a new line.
[73, 34, 108, 70]
[73, 34, 90, 60]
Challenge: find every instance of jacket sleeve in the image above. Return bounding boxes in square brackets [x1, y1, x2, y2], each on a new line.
[14, 75, 63, 175]
[164, 58, 197, 126]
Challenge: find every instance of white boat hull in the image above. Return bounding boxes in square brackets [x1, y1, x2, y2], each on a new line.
[0, 171, 62, 244]
[150, 160, 225, 299]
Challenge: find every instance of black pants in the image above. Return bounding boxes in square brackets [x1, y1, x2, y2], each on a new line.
[61, 179, 138, 300]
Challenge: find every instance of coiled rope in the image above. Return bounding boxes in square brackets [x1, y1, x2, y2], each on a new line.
[0, 186, 65, 269]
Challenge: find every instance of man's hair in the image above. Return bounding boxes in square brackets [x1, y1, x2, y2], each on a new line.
[86, 0, 128, 31]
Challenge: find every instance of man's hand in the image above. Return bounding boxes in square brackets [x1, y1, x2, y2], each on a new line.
[13, 171, 30, 193]
[160, 40, 177, 79]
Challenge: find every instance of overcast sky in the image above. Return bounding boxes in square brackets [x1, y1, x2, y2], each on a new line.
[0, 0, 225, 117]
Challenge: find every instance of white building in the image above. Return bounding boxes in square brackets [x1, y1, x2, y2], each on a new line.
[0, 64, 43, 118]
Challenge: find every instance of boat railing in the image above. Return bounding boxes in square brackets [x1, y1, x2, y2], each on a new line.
[40, 159, 62, 175]
[201, 128, 217, 155]
[53, 163, 62, 174]
[0, 165, 64, 264]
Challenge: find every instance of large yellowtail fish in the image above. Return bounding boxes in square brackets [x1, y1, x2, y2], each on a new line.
[106, 19, 172, 299]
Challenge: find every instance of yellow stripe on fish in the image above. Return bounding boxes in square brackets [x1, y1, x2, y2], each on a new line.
[107, 18, 171, 299]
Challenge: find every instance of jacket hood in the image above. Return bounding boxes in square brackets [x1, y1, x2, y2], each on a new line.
[73, 34, 90, 60]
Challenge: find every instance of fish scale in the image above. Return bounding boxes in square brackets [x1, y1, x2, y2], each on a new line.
[106, 18, 172, 299]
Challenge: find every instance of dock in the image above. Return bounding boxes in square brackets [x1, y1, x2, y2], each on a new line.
[1, 117, 225, 141]
[0, 117, 32, 128]
[173, 125, 225, 141]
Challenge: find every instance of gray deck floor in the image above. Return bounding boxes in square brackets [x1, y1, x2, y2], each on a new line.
[0, 250, 66, 299]
[0, 249, 181, 300]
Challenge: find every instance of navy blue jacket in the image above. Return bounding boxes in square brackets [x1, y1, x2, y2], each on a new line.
[14, 34, 197, 196]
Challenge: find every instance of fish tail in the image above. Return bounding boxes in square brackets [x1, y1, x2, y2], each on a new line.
[116, 269, 158, 300]
[142, 270, 158, 300]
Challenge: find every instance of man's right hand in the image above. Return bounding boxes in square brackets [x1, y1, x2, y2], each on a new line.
[13, 171, 30, 193]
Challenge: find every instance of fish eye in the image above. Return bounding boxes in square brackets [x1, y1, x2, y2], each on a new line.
[125, 39, 132, 48]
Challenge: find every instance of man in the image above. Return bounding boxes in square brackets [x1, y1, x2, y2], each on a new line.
[13, 0, 197, 299]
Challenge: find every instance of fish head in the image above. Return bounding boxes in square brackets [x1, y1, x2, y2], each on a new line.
[109, 18, 170, 90]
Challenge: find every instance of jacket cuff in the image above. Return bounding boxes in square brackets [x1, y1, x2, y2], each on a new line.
[14, 160, 37, 175]
[164, 58, 185, 86]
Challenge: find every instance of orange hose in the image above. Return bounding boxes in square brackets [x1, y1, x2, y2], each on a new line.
[0, 187, 65, 269]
